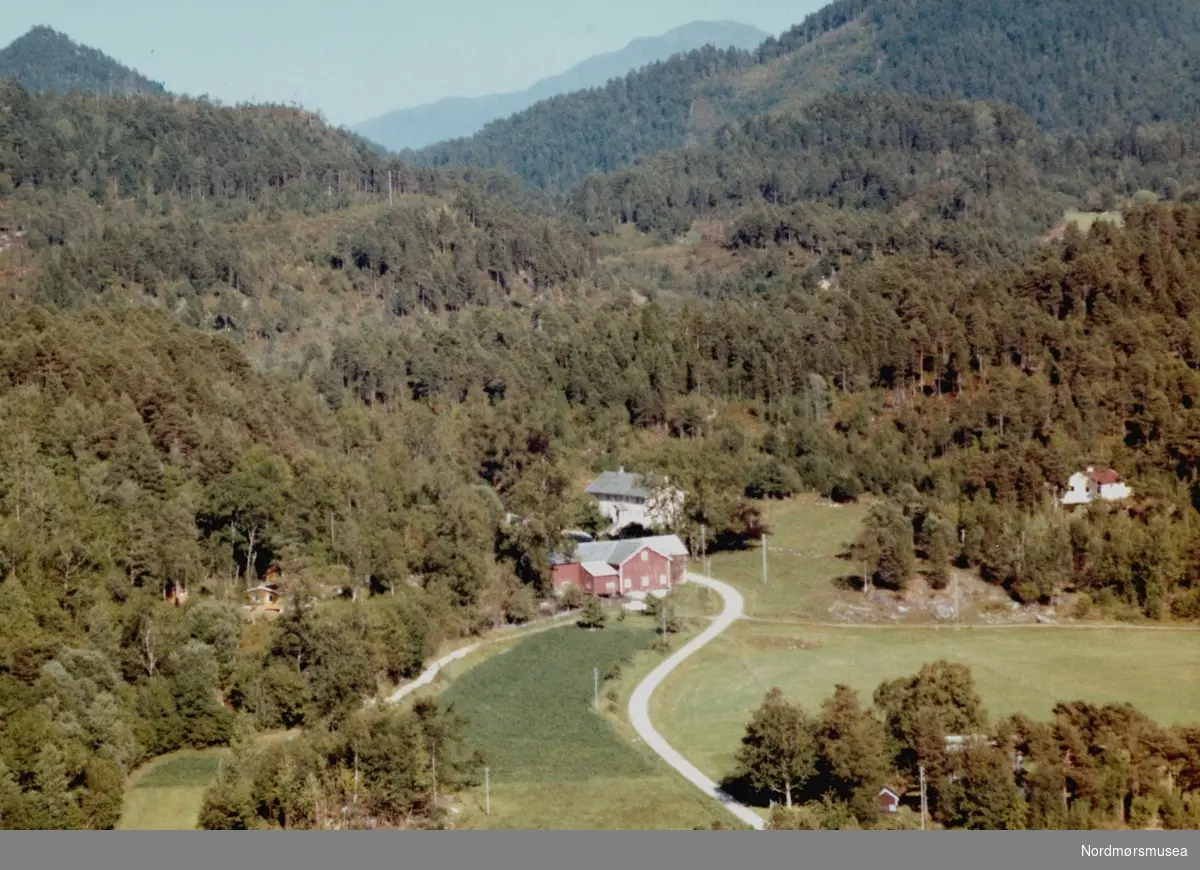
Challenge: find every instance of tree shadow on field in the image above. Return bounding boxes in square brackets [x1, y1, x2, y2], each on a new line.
[717, 772, 774, 809]
[832, 573, 869, 592]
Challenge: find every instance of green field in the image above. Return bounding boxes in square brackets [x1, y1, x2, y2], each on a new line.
[441, 617, 729, 829]
[709, 496, 869, 619]
[654, 621, 1200, 784]
[118, 750, 228, 830]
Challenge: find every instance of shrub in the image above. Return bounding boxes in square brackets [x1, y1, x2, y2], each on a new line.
[577, 597, 606, 630]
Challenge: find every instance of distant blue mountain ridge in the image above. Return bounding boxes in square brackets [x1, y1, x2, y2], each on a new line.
[352, 21, 768, 153]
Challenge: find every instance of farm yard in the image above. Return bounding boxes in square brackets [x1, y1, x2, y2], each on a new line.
[651, 619, 1200, 787]
[438, 613, 732, 829]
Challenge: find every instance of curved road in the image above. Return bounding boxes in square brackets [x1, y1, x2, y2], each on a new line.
[628, 572, 766, 830]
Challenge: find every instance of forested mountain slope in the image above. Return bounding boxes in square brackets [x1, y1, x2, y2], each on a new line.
[569, 91, 1200, 243]
[0, 27, 165, 97]
[0, 81, 596, 341]
[354, 21, 767, 152]
[413, 0, 1200, 190]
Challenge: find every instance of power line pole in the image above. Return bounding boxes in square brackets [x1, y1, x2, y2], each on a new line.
[762, 533, 768, 585]
[919, 764, 928, 830]
[700, 523, 707, 576]
[484, 766, 490, 817]
[593, 667, 599, 712]
[955, 575, 961, 627]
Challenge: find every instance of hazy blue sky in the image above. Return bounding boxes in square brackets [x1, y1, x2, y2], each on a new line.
[3, 1, 824, 126]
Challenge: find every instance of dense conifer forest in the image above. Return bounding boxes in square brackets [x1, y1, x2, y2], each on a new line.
[1, 0, 1200, 830]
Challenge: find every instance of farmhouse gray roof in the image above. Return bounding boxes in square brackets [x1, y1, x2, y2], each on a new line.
[584, 468, 666, 499]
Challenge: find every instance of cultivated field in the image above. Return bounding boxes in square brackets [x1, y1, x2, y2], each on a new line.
[653, 619, 1200, 785]
[117, 750, 228, 830]
[440, 613, 731, 829]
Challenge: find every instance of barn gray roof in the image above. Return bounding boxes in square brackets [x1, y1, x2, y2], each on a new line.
[558, 535, 689, 568]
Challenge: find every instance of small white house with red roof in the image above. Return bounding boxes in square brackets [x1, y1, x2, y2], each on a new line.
[1060, 466, 1132, 506]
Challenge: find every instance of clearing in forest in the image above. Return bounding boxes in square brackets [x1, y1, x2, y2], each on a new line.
[117, 750, 228, 830]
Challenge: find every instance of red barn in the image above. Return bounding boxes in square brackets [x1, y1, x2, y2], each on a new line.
[551, 561, 620, 597]
[551, 535, 688, 598]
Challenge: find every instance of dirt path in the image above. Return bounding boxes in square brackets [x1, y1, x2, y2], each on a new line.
[627, 572, 765, 831]
[385, 609, 580, 704]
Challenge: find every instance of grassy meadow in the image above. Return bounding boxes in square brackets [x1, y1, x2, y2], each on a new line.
[653, 620, 1200, 784]
[708, 495, 869, 619]
[117, 750, 228, 830]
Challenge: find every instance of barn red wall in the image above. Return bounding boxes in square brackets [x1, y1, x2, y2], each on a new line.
[620, 547, 671, 593]
[583, 569, 619, 597]
[552, 563, 582, 592]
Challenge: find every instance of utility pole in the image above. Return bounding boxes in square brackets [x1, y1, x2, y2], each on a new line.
[700, 523, 707, 576]
[762, 533, 768, 585]
[593, 667, 599, 712]
[919, 765, 929, 828]
[955, 575, 961, 627]
[387, 169, 393, 206]
[484, 766, 490, 817]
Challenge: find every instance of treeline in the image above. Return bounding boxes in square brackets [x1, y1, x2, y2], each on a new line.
[197, 698, 479, 830]
[0, 303, 608, 827]
[735, 662, 1200, 830]
[570, 92, 1200, 241]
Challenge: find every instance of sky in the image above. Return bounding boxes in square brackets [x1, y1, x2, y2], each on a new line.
[2, 1, 824, 127]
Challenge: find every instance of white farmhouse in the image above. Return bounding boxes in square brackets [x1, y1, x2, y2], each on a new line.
[1060, 466, 1132, 506]
[585, 468, 685, 534]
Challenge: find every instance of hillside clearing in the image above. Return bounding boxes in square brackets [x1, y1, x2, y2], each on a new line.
[117, 750, 229, 830]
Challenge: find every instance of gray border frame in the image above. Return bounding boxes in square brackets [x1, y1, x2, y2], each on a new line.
[2, 831, 1196, 870]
